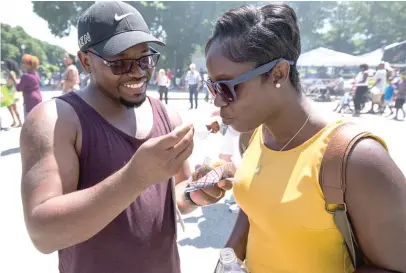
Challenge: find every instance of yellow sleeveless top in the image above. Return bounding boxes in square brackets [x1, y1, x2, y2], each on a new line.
[233, 119, 386, 273]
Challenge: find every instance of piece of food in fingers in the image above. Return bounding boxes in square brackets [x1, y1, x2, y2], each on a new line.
[210, 159, 227, 168]
[206, 121, 220, 133]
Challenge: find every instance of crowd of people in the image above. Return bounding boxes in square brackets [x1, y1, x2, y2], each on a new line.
[0, 54, 42, 129]
[0, 52, 82, 130]
[352, 62, 405, 118]
[151, 63, 210, 109]
[332, 62, 406, 121]
[1, 1, 406, 273]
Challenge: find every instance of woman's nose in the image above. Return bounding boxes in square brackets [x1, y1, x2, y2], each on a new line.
[214, 94, 228, 108]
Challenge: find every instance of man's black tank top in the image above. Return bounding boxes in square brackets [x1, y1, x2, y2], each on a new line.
[57, 93, 180, 273]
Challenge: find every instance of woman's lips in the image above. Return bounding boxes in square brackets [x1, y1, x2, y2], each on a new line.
[221, 117, 233, 125]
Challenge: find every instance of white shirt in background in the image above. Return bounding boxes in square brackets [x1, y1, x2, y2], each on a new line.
[374, 69, 387, 92]
[220, 126, 241, 166]
[185, 70, 202, 85]
[355, 71, 368, 87]
[158, 75, 169, 87]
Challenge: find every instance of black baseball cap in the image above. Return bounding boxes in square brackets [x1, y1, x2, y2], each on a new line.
[77, 1, 165, 57]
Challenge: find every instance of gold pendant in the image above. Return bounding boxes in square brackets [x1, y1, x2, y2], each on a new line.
[255, 167, 261, 175]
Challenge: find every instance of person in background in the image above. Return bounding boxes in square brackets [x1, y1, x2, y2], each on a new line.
[167, 69, 173, 89]
[220, 126, 241, 213]
[79, 72, 90, 88]
[373, 62, 387, 94]
[151, 70, 158, 88]
[333, 90, 352, 114]
[371, 62, 387, 112]
[175, 68, 181, 88]
[327, 76, 344, 96]
[206, 4, 406, 273]
[52, 71, 62, 89]
[203, 71, 211, 103]
[199, 68, 205, 92]
[60, 53, 80, 94]
[353, 64, 369, 116]
[4, 59, 23, 127]
[393, 70, 406, 121]
[210, 109, 241, 212]
[9, 54, 42, 117]
[185, 63, 201, 109]
[157, 69, 170, 104]
[380, 79, 394, 116]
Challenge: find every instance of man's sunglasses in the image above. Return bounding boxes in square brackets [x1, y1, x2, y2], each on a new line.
[87, 47, 160, 75]
[205, 58, 294, 103]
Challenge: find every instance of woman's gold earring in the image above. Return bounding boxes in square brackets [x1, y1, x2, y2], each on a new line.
[276, 83, 281, 88]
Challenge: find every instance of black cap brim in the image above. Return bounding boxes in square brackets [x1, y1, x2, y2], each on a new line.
[92, 31, 165, 57]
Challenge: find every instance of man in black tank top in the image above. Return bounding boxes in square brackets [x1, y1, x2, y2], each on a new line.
[19, 2, 232, 273]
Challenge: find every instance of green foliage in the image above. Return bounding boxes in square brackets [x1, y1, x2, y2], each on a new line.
[31, 1, 406, 70]
[32, 1, 94, 37]
[1, 23, 67, 76]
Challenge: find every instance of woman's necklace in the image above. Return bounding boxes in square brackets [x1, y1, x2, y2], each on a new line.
[255, 112, 311, 175]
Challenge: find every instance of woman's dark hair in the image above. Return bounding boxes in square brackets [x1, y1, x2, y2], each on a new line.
[67, 53, 76, 64]
[360, 64, 369, 71]
[206, 4, 302, 91]
[4, 59, 20, 77]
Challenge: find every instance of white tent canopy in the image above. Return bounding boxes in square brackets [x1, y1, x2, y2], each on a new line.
[360, 48, 383, 67]
[297, 47, 364, 67]
[359, 40, 406, 67]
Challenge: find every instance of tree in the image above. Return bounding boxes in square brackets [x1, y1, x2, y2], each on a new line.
[1, 23, 67, 75]
[32, 1, 406, 66]
[320, 2, 360, 54]
[32, 1, 248, 70]
[32, 1, 94, 37]
[287, 1, 335, 52]
[319, 1, 406, 54]
[350, 1, 406, 53]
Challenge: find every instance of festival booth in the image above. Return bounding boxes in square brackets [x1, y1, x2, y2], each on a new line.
[360, 40, 406, 68]
[297, 47, 365, 95]
[297, 47, 365, 68]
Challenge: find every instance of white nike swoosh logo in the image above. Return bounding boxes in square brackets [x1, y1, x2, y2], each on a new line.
[114, 13, 133, 21]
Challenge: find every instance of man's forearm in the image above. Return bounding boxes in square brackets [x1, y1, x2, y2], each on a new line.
[225, 209, 250, 261]
[27, 163, 147, 254]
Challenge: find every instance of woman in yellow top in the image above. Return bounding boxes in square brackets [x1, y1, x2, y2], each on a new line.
[2, 59, 23, 127]
[204, 4, 406, 273]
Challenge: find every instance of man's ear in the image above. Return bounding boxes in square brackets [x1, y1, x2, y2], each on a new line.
[77, 51, 91, 73]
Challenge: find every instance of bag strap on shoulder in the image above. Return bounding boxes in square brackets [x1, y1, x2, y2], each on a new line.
[319, 122, 369, 269]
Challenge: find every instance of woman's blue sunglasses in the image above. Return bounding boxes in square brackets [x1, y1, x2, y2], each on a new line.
[205, 58, 294, 103]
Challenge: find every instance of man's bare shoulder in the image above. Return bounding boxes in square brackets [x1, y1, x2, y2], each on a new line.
[25, 98, 79, 126]
[21, 98, 80, 149]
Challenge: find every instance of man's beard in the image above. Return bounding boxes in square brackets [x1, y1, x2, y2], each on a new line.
[119, 92, 147, 108]
[116, 75, 150, 108]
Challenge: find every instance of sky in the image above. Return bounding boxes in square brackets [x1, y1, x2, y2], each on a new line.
[1, 1, 78, 54]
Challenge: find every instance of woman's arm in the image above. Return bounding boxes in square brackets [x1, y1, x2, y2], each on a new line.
[346, 138, 406, 272]
[224, 209, 250, 261]
[15, 74, 27, 92]
[222, 131, 255, 260]
[361, 71, 368, 83]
